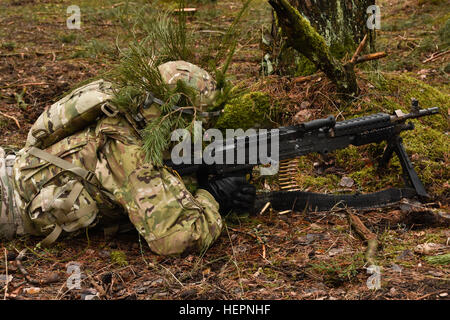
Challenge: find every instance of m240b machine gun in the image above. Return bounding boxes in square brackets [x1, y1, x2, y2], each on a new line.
[166, 99, 440, 212]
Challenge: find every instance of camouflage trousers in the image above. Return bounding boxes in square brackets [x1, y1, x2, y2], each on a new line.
[12, 116, 223, 255]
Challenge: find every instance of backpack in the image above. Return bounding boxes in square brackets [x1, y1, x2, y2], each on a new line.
[26, 79, 118, 149]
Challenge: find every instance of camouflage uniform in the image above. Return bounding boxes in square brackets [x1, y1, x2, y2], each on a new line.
[4, 61, 224, 256]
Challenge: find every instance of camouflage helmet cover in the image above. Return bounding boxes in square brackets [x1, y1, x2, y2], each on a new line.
[158, 61, 218, 109]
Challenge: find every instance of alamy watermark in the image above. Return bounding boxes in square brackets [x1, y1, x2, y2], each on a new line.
[366, 264, 381, 290]
[367, 5, 381, 30]
[66, 262, 81, 290]
[67, 5, 81, 29]
[170, 121, 280, 175]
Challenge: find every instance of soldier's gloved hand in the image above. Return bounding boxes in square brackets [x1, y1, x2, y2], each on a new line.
[198, 175, 256, 215]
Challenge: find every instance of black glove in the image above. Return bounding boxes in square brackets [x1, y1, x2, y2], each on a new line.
[198, 175, 256, 215]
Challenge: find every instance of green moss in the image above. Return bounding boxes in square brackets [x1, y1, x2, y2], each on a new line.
[292, 156, 339, 192]
[403, 124, 448, 161]
[294, 54, 317, 76]
[110, 250, 128, 267]
[424, 253, 450, 265]
[384, 74, 449, 130]
[351, 165, 403, 192]
[1, 41, 17, 51]
[215, 92, 275, 130]
[329, 40, 357, 60]
[308, 253, 365, 286]
[299, 174, 339, 191]
[335, 146, 366, 170]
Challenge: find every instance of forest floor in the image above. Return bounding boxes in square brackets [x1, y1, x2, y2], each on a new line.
[0, 0, 448, 300]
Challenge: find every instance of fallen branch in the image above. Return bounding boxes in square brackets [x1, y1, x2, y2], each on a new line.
[350, 34, 368, 64]
[0, 111, 21, 129]
[355, 52, 388, 64]
[292, 73, 322, 84]
[347, 212, 378, 265]
[423, 50, 450, 63]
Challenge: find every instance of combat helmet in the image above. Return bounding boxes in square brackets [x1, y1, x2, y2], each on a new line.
[158, 60, 218, 110]
[135, 61, 222, 127]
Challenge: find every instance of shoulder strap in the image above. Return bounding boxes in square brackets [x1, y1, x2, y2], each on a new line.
[27, 147, 98, 186]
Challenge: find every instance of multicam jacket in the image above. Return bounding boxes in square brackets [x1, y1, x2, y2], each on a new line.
[5, 61, 223, 255]
[12, 115, 223, 255]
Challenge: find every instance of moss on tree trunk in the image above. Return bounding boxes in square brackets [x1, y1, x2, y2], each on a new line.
[290, 0, 376, 56]
[269, 0, 360, 96]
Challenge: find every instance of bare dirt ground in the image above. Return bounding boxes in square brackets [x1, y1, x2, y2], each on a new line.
[0, 0, 448, 300]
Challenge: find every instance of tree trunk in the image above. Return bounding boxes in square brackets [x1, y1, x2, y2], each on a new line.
[269, 0, 360, 96]
[290, 0, 376, 57]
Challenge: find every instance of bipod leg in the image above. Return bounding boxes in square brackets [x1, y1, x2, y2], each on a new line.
[392, 136, 429, 199]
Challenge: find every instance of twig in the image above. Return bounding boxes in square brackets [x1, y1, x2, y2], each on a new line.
[224, 225, 244, 298]
[88, 274, 106, 299]
[355, 52, 387, 64]
[292, 73, 322, 84]
[416, 290, 448, 300]
[16, 249, 38, 285]
[347, 212, 378, 265]
[423, 50, 450, 63]
[0, 111, 20, 129]
[1, 82, 48, 89]
[350, 34, 368, 64]
[15, 248, 59, 286]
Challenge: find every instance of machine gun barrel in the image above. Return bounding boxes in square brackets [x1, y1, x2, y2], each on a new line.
[390, 107, 439, 122]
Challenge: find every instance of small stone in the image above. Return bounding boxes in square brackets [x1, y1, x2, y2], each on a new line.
[339, 176, 354, 188]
